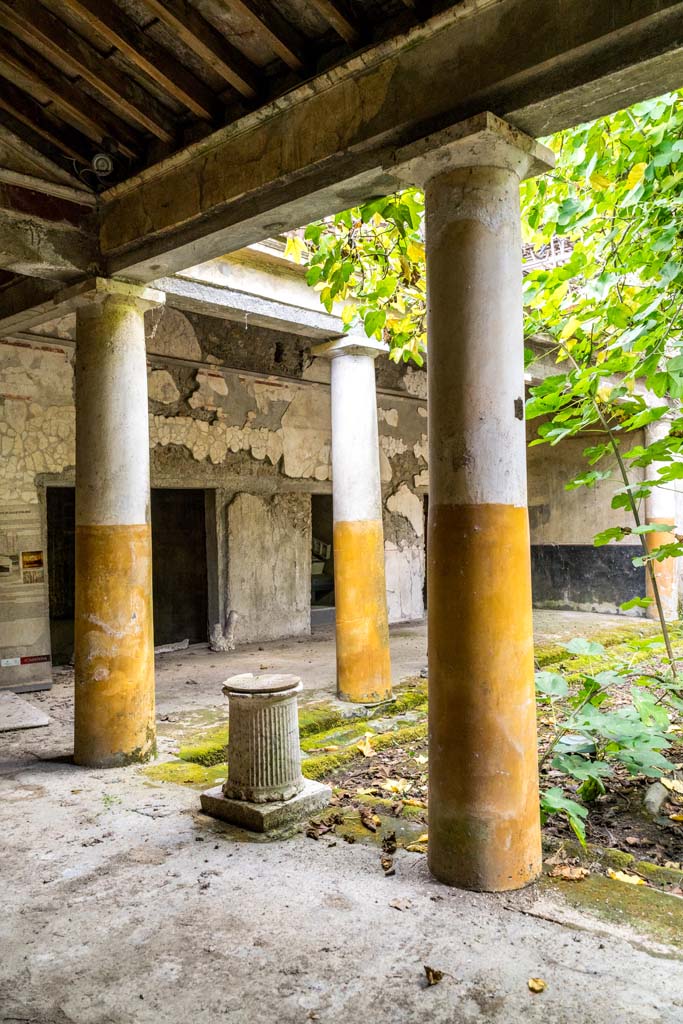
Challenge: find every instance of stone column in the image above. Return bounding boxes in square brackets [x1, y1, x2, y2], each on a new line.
[73, 279, 164, 767]
[644, 419, 679, 621]
[313, 337, 392, 703]
[404, 115, 554, 890]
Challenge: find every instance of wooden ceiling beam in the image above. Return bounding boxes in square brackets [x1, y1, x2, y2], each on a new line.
[0, 0, 175, 144]
[226, 0, 306, 71]
[140, 0, 259, 99]
[59, 0, 219, 121]
[0, 40, 141, 159]
[308, 0, 360, 46]
[0, 84, 92, 167]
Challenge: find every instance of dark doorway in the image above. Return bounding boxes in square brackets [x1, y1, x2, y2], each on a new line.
[46, 487, 75, 665]
[46, 487, 209, 663]
[311, 494, 335, 621]
[151, 488, 208, 646]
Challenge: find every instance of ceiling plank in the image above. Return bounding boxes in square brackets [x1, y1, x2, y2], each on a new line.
[0, 122, 91, 187]
[308, 0, 360, 46]
[140, 0, 259, 99]
[0, 84, 92, 166]
[226, 0, 305, 70]
[0, 0, 175, 144]
[59, 0, 220, 121]
[0, 40, 141, 159]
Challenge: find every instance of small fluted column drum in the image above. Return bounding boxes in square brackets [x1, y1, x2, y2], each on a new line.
[222, 673, 304, 803]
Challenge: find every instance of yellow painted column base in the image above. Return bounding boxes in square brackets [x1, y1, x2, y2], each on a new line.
[645, 518, 678, 621]
[333, 519, 392, 703]
[74, 524, 156, 767]
[428, 503, 541, 892]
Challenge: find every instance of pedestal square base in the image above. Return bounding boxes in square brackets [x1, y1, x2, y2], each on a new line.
[200, 778, 331, 833]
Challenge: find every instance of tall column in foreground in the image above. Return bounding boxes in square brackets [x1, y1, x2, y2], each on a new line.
[415, 116, 553, 890]
[74, 279, 164, 767]
[314, 337, 392, 703]
[644, 419, 679, 622]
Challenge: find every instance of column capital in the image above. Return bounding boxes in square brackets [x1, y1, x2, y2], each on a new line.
[312, 335, 389, 360]
[67, 276, 165, 313]
[392, 111, 554, 188]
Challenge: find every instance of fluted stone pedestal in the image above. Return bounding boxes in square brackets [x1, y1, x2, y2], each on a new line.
[200, 673, 330, 832]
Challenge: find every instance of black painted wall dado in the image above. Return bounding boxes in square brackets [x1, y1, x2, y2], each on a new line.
[531, 544, 645, 611]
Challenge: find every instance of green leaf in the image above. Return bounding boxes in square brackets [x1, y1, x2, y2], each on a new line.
[564, 638, 606, 657]
[540, 787, 588, 846]
[535, 671, 569, 698]
[363, 310, 386, 338]
[620, 596, 653, 610]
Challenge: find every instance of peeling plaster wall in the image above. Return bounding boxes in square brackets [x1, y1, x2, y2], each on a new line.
[0, 310, 429, 686]
[226, 492, 311, 643]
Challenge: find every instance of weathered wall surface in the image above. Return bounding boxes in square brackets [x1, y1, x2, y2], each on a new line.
[227, 492, 311, 642]
[527, 432, 649, 613]
[0, 308, 429, 686]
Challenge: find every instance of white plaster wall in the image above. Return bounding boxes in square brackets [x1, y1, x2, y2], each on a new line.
[527, 433, 646, 545]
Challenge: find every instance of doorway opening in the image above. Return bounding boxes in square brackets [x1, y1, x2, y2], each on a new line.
[46, 487, 209, 663]
[311, 494, 335, 625]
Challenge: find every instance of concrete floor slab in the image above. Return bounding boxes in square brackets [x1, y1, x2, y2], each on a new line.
[0, 691, 50, 731]
[1, 612, 677, 1023]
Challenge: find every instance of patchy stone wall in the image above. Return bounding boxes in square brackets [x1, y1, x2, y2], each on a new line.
[226, 492, 311, 643]
[0, 310, 429, 685]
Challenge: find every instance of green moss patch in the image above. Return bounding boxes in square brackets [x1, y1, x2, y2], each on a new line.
[142, 759, 228, 788]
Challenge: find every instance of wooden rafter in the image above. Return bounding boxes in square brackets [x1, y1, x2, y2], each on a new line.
[140, 0, 259, 99]
[0, 83, 92, 166]
[59, 0, 219, 121]
[226, 0, 305, 71]
[308, 0, 360, 46]
[0, 39, 140, 159]
[0, 0, 175, 144]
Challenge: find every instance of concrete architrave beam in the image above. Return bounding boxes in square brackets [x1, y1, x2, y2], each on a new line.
[98, 0, 683, 281]
[152, 274, 348, 340]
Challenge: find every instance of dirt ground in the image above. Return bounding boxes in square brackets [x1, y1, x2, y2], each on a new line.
[2, 612, 683, 1023]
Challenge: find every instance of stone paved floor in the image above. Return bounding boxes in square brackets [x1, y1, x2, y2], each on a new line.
[2, 610, 680, 1024]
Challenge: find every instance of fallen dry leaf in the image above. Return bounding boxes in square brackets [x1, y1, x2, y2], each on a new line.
[405, 841, 428, 853]
[669, 813, 683, 822]
[357, 732, 377, 758]
[417, 833, 428, 844]
[661, 777, 683, 795]
[607, 869, 647, 886]
[382, 831, 398, 855]
[413, 754, 428, 765]
[381, 778, 411, 795]
[664, 861, 682, 870]
[323, 745, 339, 752]
[380, 854, 395, 876]
[424, 966, 444, 987]
[359, 807, 378, 833]
[528, 978, 546, 994]
[550, 864, 589, 881]
[389, 899, 409, 911]
[403, 798, 427, 809]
